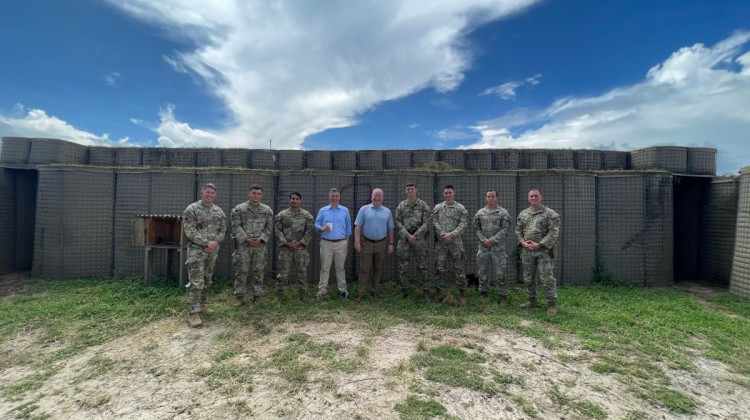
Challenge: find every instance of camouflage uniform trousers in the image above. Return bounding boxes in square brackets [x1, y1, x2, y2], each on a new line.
[186, 245, 220, 314]
[434, 241, 467, 291]
[477, 246, 508, 295]
[521, 248, 557, 302]
[233, 241, 267, 297]
[397, 238, 429, 291]
[276, 247, 310, 292]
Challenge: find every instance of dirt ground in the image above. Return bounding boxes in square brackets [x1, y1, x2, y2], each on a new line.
[1, 311, 748, 419]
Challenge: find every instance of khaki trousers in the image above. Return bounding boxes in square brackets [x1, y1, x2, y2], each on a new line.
[319, 239, 348, 294]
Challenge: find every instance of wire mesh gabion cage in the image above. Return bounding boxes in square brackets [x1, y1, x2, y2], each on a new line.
[730, 167, 750, 298]
[699, 177, 738, 285]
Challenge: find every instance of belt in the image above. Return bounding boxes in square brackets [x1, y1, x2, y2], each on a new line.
[364, 236, 386, 242]
[322, 238, 346, 242]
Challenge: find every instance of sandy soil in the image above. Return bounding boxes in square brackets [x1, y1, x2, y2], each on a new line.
[1, 313, 748, 420]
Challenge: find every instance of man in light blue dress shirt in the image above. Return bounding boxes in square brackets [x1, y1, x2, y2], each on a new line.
[354, 188, 395, 303]
[314, 188, 352, 300]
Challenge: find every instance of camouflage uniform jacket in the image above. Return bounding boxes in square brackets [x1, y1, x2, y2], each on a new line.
[274, 208, 314, 248]
[474, 206, 511, 248]
[433, 201, 468, 241]
[515, 205, 560, 251]
[231, 201, 274, 244]
[395, 198, 432, 241]
[183, 201, 226, 248]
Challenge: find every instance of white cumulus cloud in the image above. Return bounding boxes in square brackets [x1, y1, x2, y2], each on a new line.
[104, 0, 540, 148]
[154, 104, 220, 147]
[464, 31, 750, 173]
[0, 104, 129, 146]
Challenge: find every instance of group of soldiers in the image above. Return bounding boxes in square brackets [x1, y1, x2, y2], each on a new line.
[182, 182, 560, 328]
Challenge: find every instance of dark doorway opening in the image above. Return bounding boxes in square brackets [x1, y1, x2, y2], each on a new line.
[5, 169, 37, 272]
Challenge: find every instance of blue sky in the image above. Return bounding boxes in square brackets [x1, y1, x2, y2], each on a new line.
[1, 0, 749, 173]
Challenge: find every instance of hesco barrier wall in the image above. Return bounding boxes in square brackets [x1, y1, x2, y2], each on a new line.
[0, 169, 13, 274]
[699, 178, 738, 285]
[597, 173, 674, 286]
[602, 151, 629, 169]
[24, 165, 680, 288]
[0, 137, 32, 164]
[33, 167, 115, 278]
[631, 146, 688, 173]
[278, 150, 304, 170]
[412, 150, 436, 167]
[688, 148, 717, 176]
[196, 149, 223, 167]
[730, 168, 750, 298]
[0, 137, 718, 175]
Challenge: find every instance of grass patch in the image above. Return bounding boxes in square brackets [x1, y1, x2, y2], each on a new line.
[549, 386, 607, 419]
[3, 378, 45, 397]
[708, 294, 750, 318]
[513, 396, 538, 418]
[726, 375, 750, 389]
[269, 333, 362, 386]
[0, 276, 182, 350]
[11, 400, 50, 420]
[215, 331, 236, 342]
[73, 355, 118, 383]
[622, 411, 647, 420]
[195, 361, 253, 391]
[214, 346, 243, 362]
[412, 345, 498, 394]
[630, 383, 697, 414]
[394, 395, 447, 420]
[492, 371, 523, 386]
[228, 400, 253, 415]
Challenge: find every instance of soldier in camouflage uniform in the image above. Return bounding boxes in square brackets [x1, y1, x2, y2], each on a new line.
[274, 192, 314, 301]
[474, 190, 512, 305]
[183, 183, 226, 328]
[395, 182, 432, 299]
[516, 189, 561, 315]
[433, 185, 469, 304]
[231, 185, 274, 306]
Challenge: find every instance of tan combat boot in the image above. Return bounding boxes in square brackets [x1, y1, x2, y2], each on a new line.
[520, 298, 539, 308]
[498, 295, 508, 307]
[188, 313, 203, 328]
[230, 297, 243, 307]
[201, 306, 215, 314]
[547, 301, 558, 316]
[458, 289, 467, 305]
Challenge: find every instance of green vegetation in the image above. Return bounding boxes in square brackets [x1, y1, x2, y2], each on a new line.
[411, 344, 499, 394]
[549, 386, 608, 419]
[513, 396, 538, 418]
[629, 383, 696, 414]
[0, 275, 748, 416]
[269, 332, 362, 387]
[0, 276, 182, 350]
[394, 395, 447, 420]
